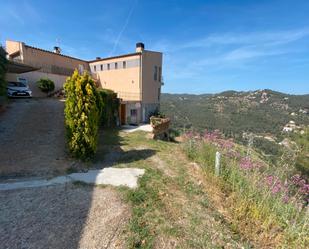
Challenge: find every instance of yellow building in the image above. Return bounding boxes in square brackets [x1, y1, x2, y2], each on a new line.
[5, 41, 163, 124]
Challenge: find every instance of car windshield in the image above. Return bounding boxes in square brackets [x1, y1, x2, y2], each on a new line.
[8, 82, 27, 87]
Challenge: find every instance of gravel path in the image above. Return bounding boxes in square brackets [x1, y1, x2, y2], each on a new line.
[0, 183, 129, 249]
[0, 98, 72, 179]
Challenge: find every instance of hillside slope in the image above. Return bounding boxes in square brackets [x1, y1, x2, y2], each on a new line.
[161, 90, 309, 138]
[102, 129, 308, 248]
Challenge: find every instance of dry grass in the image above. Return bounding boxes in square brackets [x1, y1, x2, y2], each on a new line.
[103, 130, 251, 248]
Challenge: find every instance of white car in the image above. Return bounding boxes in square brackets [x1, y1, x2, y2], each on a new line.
[7, 82, 32, 97]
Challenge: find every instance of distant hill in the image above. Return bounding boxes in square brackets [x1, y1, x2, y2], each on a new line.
[161, 89, 309, 139]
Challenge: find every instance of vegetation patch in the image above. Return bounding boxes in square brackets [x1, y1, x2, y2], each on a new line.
[107, 131, 248, 248]
[97, 89, 120, 127]
[64, 70, 100, 160]
[36, 78, 55, 94]
[0, 46, 7, 98]
[182, 130, 309, 248]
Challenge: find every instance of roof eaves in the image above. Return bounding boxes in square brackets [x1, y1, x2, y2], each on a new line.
[24, 44, 88, 62]
[88, 52, 141, 63]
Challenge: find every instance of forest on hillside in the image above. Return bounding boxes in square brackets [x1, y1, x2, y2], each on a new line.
[161, 89, 309, 176]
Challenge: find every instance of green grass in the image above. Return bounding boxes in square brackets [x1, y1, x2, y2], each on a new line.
[101, 130, 250, 248]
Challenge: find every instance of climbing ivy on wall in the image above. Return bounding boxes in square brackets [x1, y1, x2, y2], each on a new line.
[98, 89, 120, 127]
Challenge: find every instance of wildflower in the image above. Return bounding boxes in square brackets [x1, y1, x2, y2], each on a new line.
[271, 182, 282, 194]
[282, 194, 289, 203]
[239, 157, 254, 170]
[266, 175, 274, 186]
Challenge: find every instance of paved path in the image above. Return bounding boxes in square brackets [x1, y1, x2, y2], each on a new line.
[0, 168, 145, 191]
[122, 124, 153, 133]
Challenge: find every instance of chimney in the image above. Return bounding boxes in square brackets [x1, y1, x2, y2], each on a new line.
[136, 42, 144, 52]
[96, 57, 101, 60]
[53, 46, 61, 54]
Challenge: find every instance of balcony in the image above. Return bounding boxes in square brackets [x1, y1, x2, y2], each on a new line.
[116, 91, 142, 101]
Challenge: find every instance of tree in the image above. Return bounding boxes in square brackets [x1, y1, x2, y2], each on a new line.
[0, 46, 7, 97]
[64, 70, 100, 159]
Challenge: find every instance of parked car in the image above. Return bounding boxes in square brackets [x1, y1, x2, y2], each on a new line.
[7, 82, 32, 97]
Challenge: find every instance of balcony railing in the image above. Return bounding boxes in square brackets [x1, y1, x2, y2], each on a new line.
[116, 91, 142, 101]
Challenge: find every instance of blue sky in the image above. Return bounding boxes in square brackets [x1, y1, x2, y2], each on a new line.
[1, 0, 309, 94]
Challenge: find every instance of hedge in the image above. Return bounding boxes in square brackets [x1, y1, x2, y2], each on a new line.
[37, 78, 55, 94]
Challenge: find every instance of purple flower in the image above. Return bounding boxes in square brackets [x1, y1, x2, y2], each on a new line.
[271, 182, 282, 194]
[266, 175, 274, 186]
[239, 157, 254, 170]
[282, 194, 290, 203]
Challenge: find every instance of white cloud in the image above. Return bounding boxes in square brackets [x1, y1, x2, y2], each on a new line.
[156, 28, 309, 82]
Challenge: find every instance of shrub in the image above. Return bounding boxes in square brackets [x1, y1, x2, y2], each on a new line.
[0, 46, 7, 97]
[37, 78, 55, 94]
[97, 89, 120, 127]
[64, 70, 100, 159]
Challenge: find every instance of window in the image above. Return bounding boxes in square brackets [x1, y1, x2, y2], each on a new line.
[78, 64, 84, 73]
[107, 63, 110, 70]
[123, 61, 126, 69]
[158, 87, 161, 101]
[115, 62, 118, 69]
[130, 109, 137, 116]
[100, 64, 103, 71]
[154, 66, 158, 81]
[94, 65, 96, 72]
[158, 67, 162, 82]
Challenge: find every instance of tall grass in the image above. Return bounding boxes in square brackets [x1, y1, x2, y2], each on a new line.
[182, 130, 309, 248]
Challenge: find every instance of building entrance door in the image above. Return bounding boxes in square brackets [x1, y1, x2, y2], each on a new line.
[120, 104, 126, 125]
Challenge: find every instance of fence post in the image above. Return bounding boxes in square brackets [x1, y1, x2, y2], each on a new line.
[215, 151, 221, 176]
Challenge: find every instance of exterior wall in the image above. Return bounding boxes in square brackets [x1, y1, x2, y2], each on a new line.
[6, 71, 68, 97]
[140, 51, 162, 122]
[5, 40, 89, 97]
[5, 40, 21, 56]
[142, 103, 160, 122]
[22, 45, 89, 75]
[124, 101, 142, 124]
[141, 51, 162, 104]
[89, 54, 142, 102]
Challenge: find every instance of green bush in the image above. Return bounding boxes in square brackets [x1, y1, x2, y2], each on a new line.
[37, 78, 55, 93]
[64, 70, 100, 159]
[0, 46, 7, 97]
[97, 89, 120, 127]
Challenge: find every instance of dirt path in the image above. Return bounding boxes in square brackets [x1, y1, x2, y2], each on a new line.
[0, 183, 129, 249]
[0, 98, 73, 179]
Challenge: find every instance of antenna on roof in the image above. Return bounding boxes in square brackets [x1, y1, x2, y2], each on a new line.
[54, 38, 61, 54]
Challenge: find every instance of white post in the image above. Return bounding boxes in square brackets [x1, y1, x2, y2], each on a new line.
[215, 151, 221, 176]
